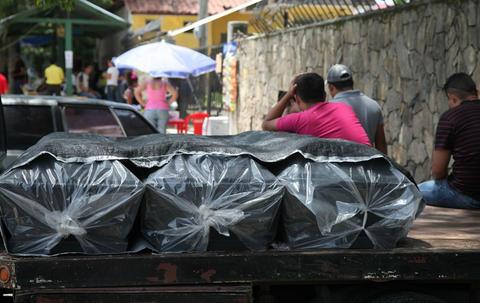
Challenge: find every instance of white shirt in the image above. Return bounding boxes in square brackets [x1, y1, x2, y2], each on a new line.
[106, 66, 119, 86]
[76, 72, 89, 92]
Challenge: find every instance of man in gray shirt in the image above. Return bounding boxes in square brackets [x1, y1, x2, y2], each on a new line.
[326, 64, 387, 154]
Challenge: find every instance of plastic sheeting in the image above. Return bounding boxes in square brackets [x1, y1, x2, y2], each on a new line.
[0, 157, 144, 255]
[278, 158, 423, 250]
[0, 132, 423, 255]
[143, 154, 284, 253]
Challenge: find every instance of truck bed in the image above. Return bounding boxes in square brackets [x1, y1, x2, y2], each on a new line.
[1, 206, 480, 291]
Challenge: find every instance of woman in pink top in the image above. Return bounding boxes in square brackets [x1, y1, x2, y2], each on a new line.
[135, 77, 178, 134]
[262, 73, 371, 146]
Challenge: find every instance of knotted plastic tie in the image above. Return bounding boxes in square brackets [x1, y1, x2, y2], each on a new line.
[45, 211, 87, 238]
[198, 204, 245, 236]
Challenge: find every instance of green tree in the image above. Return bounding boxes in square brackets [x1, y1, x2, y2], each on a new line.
[33, 0, 114, 11]
[0, 0, 113, 18]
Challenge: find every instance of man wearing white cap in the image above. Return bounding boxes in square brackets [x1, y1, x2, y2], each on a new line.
[326, 64, 387, 154]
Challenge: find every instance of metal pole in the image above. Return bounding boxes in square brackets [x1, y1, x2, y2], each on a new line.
[198, 0, 208, 48]
[198, 0, 209, 114]
[65, 19, 73, 96]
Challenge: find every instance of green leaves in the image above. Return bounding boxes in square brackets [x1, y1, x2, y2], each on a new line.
[33, 0, 75, 11]
[0, 0, 115, 18]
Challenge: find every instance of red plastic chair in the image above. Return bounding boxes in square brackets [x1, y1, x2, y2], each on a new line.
[184, 112, 209, 135]
[168, 118, 186, 134]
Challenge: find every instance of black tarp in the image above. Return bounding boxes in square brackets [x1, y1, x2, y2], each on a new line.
[5, 132, 385, 171]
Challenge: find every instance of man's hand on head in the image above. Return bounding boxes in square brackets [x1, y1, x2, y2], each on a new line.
[262, 76, 301, 131]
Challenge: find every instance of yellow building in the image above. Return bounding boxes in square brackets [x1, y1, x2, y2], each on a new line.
[125, 0, 255, 49]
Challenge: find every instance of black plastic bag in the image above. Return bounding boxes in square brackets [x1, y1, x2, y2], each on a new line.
[0, 157, 144, 255]
[143, 154, 284, 252]
[278, 158, 423, 249]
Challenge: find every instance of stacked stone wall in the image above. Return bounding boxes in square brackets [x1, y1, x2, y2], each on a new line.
[236, 0, 480, 181]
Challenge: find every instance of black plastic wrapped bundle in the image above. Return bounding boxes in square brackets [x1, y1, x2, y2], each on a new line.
[0, 157, 144, 255]
[143, 154, 284, 253]
[278, 158, 423, 250]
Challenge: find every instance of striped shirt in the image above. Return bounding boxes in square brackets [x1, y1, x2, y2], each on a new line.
[435, 100, 480, 201]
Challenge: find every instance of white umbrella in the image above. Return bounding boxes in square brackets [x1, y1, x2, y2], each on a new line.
[113, 41, 216, 79]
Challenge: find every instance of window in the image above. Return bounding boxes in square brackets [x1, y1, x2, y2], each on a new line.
[113, 109, 157, 136]
[63, 106, 124, 137]
[220, 33, 227, 44]
[4, 105, 54, 150]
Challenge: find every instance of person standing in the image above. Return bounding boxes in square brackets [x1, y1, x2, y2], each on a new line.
[169, 78, 193, 118]
[76, 64, 100, 99]
[419, 73, 480, 209]
[134, 77, 178, 134]
[104, 59, 119, 102]
[13, 57, 27, 94]
[123, 71, 140, 109]
[0, 71, 9, 95]
[44, 59, 64, 96]
[326, 64, 387, 154]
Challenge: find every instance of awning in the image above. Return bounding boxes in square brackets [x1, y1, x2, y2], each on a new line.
[0, 0, 129, 96]
[0, 0, 129, 38]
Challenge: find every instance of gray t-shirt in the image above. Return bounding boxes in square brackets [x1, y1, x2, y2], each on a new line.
[331, 90, 384, 144]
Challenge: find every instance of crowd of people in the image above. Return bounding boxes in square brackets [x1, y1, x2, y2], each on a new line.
[1, 56, 134, 102]
[262, 65, 480, 210]
[0, 56, 191, 135]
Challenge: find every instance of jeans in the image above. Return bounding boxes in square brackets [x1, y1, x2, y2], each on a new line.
[106, 85, 118, 102]
[144, 109, 169, 134]
[418, 179, 480, 209]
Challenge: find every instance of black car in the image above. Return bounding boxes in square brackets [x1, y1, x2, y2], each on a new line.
[0, 95, 158, 170]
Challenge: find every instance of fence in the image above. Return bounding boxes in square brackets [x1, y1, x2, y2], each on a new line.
[250, 0, 412, 33]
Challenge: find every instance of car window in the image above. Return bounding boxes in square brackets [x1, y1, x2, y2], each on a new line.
[113, 108, 157, 136]
[4, 105, 54, 150]
[63, 106, 125, 137]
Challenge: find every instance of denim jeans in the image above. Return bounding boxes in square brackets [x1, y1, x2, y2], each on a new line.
[418, 179, 480, 209]
[144, 109, 169, 134]
[106, 85, 118, 102]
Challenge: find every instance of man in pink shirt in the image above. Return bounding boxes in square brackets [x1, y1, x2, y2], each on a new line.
[262, 73, 371, 146]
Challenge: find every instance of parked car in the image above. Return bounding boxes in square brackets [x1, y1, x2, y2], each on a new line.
[0, 94, 157, 170]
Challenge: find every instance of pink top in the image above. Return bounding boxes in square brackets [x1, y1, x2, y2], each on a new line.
[145, 81, 169, 110]
[277, 102, 371, 145]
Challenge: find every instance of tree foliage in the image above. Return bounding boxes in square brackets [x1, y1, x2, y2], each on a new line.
[0, 0, 114, 18]
[33, 0, 114, 11]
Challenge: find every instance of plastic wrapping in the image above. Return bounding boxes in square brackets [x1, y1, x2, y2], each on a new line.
[0, 132, 423, 255]
[278, 158, 423, 250]
[0, 157, 144, 255]
[143, 154, 284, 252]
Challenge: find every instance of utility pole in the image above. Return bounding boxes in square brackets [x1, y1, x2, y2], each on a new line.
[198, 0, 210, 113]
[198, 0, 208, 49]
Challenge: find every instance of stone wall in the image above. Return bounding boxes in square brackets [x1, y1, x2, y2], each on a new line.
[235, 0, 480, 182]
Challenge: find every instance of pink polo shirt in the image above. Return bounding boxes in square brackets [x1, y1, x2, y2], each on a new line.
[277, 102, 371, 145]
